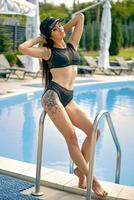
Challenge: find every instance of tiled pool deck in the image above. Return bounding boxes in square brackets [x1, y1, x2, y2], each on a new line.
[0, 74, 134, 199]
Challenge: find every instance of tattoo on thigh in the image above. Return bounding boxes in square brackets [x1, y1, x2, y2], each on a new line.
[44, 90, 59, 114]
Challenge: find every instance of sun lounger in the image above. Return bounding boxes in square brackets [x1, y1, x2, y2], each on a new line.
[84, 56, 97, 70]
[131, 57, 134, 71]
[78, 65, 96, 75]
[17, 55, 40, 79]
[116, 57, 132, 74]
[0, 54, 26, 79]
[107, 64, 124, 75]
[0, 69, 11, 81]
[0, 54, 40, 79]
[84, 56, 123, 75]
[131, 57, 134, 63]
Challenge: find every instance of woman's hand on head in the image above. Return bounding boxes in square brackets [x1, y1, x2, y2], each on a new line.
[38, 36, 47, 45]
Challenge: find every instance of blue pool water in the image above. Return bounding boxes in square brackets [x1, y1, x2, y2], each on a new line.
[0, 81, 134, 186]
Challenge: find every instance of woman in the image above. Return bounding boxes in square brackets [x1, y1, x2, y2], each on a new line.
[19, 14, 108, 198]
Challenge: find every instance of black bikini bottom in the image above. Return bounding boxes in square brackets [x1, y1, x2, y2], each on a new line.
[43, 81, 73, 107]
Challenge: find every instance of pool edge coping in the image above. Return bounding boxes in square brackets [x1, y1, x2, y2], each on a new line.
[0, 156, 134, 200]
[1, 79, 134, 100]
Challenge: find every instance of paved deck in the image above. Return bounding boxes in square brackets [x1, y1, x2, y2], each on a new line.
[23, 186, 86, 200]
[0, 73, 134, 95]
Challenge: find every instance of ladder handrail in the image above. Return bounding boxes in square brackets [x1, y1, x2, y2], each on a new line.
[86, 110, 121, 200]
[32, 110, 121, 199]
[32, 111, 46, 196]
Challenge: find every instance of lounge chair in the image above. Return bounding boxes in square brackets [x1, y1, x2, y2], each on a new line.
[84, 56, 123, 75]
[17, 55, 40, 79]
[131, 57, 134, 72]
[78, 65, 96, 75]
[116, 57, 132, 74]
[131, 57, 134, 63]
[76, 56, 96, 75]
[0, 69, 11, 81]
[108, 63, 124, 75]
[0, 54, 26, 79]
[84, 56, 97, 71]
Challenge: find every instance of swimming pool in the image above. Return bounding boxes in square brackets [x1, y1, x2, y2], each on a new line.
[0, 81, 134, 186]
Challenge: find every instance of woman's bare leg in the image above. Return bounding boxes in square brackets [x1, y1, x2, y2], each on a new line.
[65, 100, 108, 197]
[74, 132, 108, 198]
[42, 90, 89, 177]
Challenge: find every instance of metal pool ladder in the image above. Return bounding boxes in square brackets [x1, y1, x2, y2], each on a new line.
[32, 110, 121, 200]
[86, 110, 121, 200]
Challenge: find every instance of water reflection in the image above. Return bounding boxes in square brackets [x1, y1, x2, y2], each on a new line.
[22, 100, 36, 163]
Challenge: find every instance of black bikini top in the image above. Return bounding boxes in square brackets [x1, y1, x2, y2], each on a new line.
[46, 43, 80, 68]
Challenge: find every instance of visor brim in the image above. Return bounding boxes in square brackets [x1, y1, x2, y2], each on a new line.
[49, 18, 64, 30]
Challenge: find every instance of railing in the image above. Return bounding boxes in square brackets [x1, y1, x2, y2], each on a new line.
[32, 110, 121, 200]
[86, 110, 121, 200]
[31, 111, 46, 196]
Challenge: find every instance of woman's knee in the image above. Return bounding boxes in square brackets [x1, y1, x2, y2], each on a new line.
[86, 127, 100, 141]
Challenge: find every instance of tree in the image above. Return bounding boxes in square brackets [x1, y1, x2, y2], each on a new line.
[93, 21, 100, 50]
[0, 28, 12, 53]
[85, 22, 94, 51]
[39, 3, 69, 21]
[109, 17, 122, 55]
[122, 23, 129, 47]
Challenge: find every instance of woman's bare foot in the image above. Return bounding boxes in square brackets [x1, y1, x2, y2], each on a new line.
[74, 167, 86, 189]
[92, 176, 108, 198]
[74, 168, 108, 198]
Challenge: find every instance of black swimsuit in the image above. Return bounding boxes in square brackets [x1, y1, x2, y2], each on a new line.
[47, 42, 80, 68]
[43, 43, 80, 107]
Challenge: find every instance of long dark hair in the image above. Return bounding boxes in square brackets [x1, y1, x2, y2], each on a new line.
[42, 38, 54, 88]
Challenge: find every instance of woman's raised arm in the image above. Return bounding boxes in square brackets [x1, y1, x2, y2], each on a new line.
[63, 13, 84, 49]
[18, 36, 51, 60]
